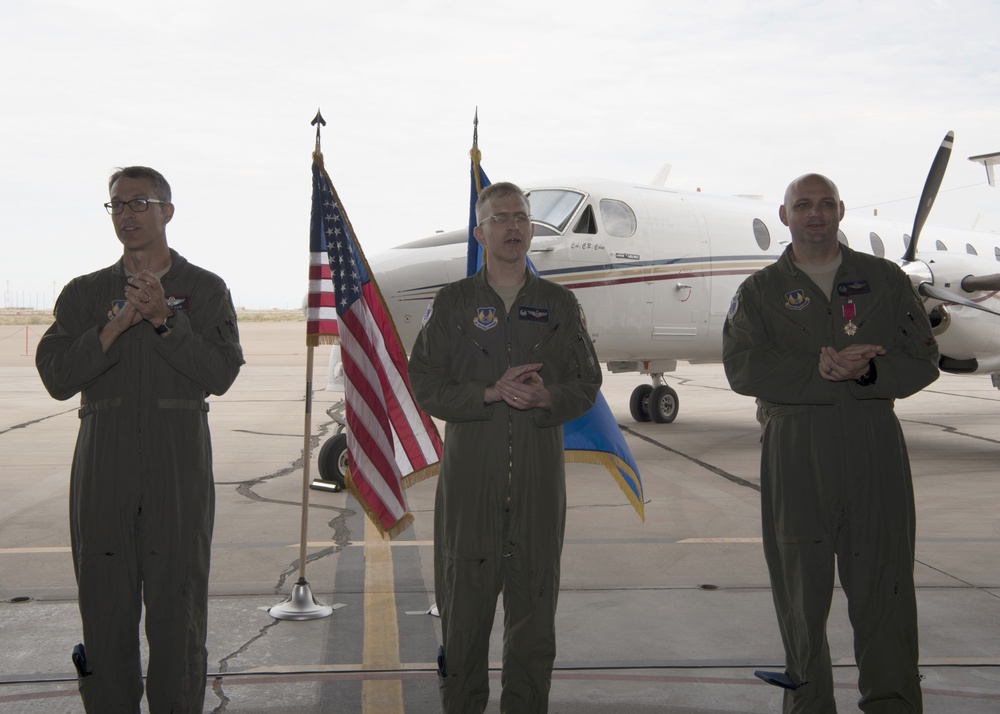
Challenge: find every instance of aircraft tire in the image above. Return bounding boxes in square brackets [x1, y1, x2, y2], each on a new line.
[317, 432, 348, 489]
[629, 384, 653, 422]
[650, 385, 679, 424]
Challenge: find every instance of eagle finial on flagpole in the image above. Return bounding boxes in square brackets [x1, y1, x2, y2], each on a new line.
[470, 107, 483, 194]
[312, 109, 326, 154]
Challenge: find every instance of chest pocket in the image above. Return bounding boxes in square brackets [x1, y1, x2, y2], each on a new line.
[526, 321, 563, 378]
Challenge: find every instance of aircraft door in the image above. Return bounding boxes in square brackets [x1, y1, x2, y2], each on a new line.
[566, 196, 651, 349]
[638, 190, 710, 359]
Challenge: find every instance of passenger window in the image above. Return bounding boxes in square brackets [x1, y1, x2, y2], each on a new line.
[599, 199, 637, 238]
[752, 219, 770, 250]
[935, 240, 947, 251]
[869, 232, 884, 258]
[967, 243, 978, 256]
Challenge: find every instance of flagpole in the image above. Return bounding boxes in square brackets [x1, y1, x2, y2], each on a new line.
[269, 110, 334, 620]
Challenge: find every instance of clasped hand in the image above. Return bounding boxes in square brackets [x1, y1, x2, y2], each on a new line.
[818, 343, 885, 381]
[486, 363, 552, 410]
[118, 270, 169, 327]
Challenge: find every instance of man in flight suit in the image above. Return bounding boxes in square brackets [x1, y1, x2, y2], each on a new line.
[408, 181, 601, 713]
[723, 173, 939, 713]
[36, 166, 244, 712]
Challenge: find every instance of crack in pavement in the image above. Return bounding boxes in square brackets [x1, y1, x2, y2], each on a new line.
[0, 406, 77, 436]
[207, 411, 358, 712]
[209, 618, 284, 713]
[620, 423, 761, 492]
[900, 417, 1000, 446]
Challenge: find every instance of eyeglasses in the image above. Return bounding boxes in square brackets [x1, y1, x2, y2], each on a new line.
[104, 198, 170, 215]
[478, 212, 532, 227]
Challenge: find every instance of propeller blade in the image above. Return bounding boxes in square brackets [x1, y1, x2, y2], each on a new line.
[903, 131, 954, 263]
[960, 273, 1000, 293]
[918, 282, 1000, 318]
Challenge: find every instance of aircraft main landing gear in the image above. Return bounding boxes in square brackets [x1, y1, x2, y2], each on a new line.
[312, 400, 348, 492]
[317, 432, 348, 490]
[629, 375, 679, 423]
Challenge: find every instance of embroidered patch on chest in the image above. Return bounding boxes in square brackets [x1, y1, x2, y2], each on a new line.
[784, 289, 810, 311]
[836, 280, 871, 297]
[474, 307, 498, 331]
[108, 299, 127, 321]
[518, 305, 550, 323]
[166, 294, 190, 311]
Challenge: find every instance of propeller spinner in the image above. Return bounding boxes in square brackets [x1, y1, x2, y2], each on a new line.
[899, 131, 1000, 318]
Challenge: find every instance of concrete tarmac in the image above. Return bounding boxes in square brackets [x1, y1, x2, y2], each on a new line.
[1, 320, 998, 713]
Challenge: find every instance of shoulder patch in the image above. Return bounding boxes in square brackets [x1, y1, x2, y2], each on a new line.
[727, 293, 740, 324]
[421, 300, 434, 325]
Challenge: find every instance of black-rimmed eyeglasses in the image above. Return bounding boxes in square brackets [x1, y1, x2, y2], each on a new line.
[104, 198, 169, 215]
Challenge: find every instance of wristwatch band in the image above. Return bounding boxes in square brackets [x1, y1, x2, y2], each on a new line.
[154, 313, 175, 335]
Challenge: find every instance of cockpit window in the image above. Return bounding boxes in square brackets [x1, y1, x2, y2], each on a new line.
[573, 204, 597, 234]
[599, 199, 637, 238]
[525, 189, 585, 232]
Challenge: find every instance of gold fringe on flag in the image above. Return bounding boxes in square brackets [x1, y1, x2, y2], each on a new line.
[565, 451, 646, 522]
[346, 473, 416, 541]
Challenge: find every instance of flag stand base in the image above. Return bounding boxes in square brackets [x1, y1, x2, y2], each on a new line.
[269, 577, 334, 620]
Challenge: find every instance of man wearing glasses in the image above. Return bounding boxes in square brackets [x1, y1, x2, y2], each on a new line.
[36, 166, 244, 713]
[408, 181, 602, 713]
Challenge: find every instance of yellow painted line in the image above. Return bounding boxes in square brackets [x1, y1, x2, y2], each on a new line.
[0, 546, 72, 554]
[362, 516, 404, 714]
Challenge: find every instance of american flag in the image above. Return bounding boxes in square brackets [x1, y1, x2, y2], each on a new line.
[310, 152, 442, 537]
[307, 194, 338, 344]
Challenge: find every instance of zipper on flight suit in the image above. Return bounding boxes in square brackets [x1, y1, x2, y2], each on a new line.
[503, 310, 514, 554]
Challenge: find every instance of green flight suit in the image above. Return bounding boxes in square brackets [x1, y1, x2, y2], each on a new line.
[36, 250, 244, 713]
[723, 245, 939, 713]
[408, 268, 601, 714]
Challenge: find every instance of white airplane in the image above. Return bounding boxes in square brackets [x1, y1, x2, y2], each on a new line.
[364, 133, 1000, 428]
[315, 135, 1000, 487]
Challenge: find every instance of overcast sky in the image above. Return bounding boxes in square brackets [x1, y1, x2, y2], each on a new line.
[3, 0, 1000, 309]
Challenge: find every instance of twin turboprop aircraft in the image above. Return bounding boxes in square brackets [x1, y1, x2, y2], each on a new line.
[368, 133, 1000, 424]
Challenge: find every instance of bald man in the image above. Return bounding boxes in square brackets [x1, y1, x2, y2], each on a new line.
[723, 174, 939, 713]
